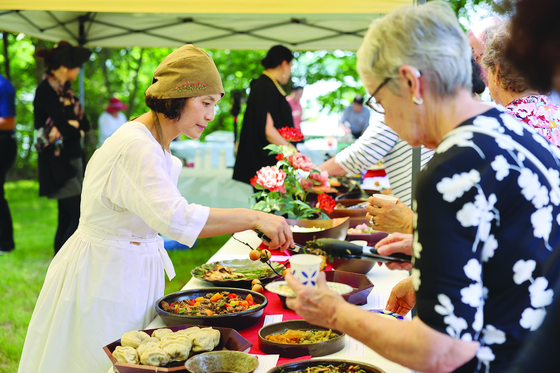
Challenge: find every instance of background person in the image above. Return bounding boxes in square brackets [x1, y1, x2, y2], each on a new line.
[287, 3, 560, 373]
[286, 85, 304, 130]
[0, 73, 16, 254]
[482, 22, 560, 148]
[98, 97, 128, 146]
[504, 0, 560, 371]
[339, 95, 370, 139]
[18, 44, 294, 373]
[233, 45, 295, 185]
[34, 41, 91, 255]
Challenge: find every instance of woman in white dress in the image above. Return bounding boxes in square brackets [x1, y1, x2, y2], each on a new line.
[18, 45, 294, 373]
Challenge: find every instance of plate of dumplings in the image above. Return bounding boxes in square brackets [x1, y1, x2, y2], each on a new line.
[103, 324, 253, 373]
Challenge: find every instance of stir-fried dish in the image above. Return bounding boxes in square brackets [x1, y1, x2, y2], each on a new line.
[281, 364, 367, 372]
[160, 292, 259, 316]
[265, 329, 338, 344]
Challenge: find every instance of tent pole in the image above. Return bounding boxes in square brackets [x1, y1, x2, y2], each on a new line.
[78, 15, 86, 107]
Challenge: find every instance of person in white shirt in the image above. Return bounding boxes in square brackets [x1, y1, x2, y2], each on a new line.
[98, 97, 128, 146]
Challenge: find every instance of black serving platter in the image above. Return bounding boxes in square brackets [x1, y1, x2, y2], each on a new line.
[258, 320, 345, 358]
[266, 359, 386, 373]
[155, 287, 268, 330]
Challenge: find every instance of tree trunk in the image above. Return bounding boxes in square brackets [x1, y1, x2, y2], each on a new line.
[127, 48, 145, 119]
[2, 32, 10, 81]
[99, 48, 114, 98]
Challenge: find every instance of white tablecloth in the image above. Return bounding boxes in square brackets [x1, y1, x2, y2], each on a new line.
[107, 231, 412, 373]
[170, 140, 235, 168]
[297, 138, 339, 167]
[176, 167, 254, 209]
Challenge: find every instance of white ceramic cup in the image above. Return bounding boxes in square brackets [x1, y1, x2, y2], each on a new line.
[371, 194, 398, 203]
[289, 254, 323, 287]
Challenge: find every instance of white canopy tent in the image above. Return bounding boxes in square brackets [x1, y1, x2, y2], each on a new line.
[0, 0, 414, 50]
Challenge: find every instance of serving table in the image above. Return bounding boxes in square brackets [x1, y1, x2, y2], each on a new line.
[108, 230, 412, 373]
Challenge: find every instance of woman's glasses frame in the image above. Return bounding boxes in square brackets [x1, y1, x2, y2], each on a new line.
[365, 77, 392, 114]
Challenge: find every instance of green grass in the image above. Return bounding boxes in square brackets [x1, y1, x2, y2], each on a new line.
[0, 180, 229, 373]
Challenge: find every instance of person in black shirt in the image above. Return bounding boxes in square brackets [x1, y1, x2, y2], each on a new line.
[34, 41, 91, 255]
[233, 45, 295, 185]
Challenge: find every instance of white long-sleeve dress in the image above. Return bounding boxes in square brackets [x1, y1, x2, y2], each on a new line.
[18, 121, 210, 373]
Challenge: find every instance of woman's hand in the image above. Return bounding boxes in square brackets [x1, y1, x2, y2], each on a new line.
[285, 271, 345, 329]
[48, 126, 61, 142]
[386, 276, 416, 317]
[375, 232, 414, 271]
[253, 212, 294, 252]
[365, 196, 413, 234]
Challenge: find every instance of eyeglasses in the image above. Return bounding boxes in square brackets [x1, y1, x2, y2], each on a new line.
[365, 77, 392, 114]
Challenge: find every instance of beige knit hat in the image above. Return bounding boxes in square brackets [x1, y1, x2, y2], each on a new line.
[145, 44, 224, 99]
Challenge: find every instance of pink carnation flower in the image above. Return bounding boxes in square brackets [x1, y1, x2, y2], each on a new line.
[300, 178, 313, 191]
[254, 166, 286, 193]
[288, 153, 315, 171]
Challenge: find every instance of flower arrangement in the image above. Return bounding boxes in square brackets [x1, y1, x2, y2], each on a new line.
[250, 127, 336, 219]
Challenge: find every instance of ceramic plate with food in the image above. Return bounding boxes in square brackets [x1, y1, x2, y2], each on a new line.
[265, 280, 353, 298]
[191, 259, 285, 287]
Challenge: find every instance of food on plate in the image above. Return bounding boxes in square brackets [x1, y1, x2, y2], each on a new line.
[202, 263, 247, 280]
[190, 328, 220, 352]
[112, 345, 138, 364]
[152, 328, 173, 340]
[113, 327, 221, 367]
[137, 341, 159, 358]
[265, 329, 338, 344]
[140, 346, 170, 366]
[329, 177, 341, 187]
[288, 363, 367, 372]
[120, 330, 150, 348]
[252, 279, 262, 286]
[252, 283, 264, 293]
[160, 291, 260, 316]
[290, 225, 325, 233]
[347, 224, 376, 234]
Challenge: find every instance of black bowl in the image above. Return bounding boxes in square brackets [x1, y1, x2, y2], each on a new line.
[258, 320, 345, 358]
[266, 359, 386, 373]
[155, 288, 268, 330]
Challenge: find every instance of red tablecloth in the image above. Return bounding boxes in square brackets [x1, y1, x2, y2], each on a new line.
[241, 249, 328, 365]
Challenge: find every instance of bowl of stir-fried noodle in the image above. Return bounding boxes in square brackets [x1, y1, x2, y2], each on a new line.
[258, 320, 345, 358]
[265, 359, 386, 373]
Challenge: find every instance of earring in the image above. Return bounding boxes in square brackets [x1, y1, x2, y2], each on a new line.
[413, 96, 423, 105]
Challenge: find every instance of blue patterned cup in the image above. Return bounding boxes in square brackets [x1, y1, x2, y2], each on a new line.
[289, 254, 323, 287]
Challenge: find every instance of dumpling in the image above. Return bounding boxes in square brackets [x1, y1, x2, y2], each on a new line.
[189, 329, 220, 352]
[143, 337, 160, 345]
[121, 330, 150, 348]
[152, 328, 173, 340]
[112, 346, 138, 364]
[175, 326, 200, 337]
[140, 346, 170, 367]
[161, 341, 191, 362]
[137, 341, 160, 358]
[201, 327, 221, 348]
[160, 333, 192, 350]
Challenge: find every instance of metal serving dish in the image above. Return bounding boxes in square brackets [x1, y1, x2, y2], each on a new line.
[155, 287, 267, 330]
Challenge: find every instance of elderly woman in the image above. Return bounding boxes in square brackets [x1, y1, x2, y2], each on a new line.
[19, 45, 294, 373]
[285, 2, 560, 373]
[482, 22, 560, 148]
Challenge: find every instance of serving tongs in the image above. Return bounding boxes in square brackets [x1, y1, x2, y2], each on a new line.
[255, 230, 411, 264]
[296, 238, 412, 264]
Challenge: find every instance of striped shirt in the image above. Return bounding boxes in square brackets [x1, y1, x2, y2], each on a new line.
[335, 115, 434, 208]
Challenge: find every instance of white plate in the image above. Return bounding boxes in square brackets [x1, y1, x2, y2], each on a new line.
[265, 280, 353, 298]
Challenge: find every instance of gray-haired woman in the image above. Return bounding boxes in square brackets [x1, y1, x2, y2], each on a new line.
[284, 2, 560, 372]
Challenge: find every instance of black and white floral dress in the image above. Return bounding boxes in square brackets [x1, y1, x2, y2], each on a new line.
[413, 108, 560, 373]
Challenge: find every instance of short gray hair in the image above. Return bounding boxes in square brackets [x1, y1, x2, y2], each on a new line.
[357, 1, 472, 98]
